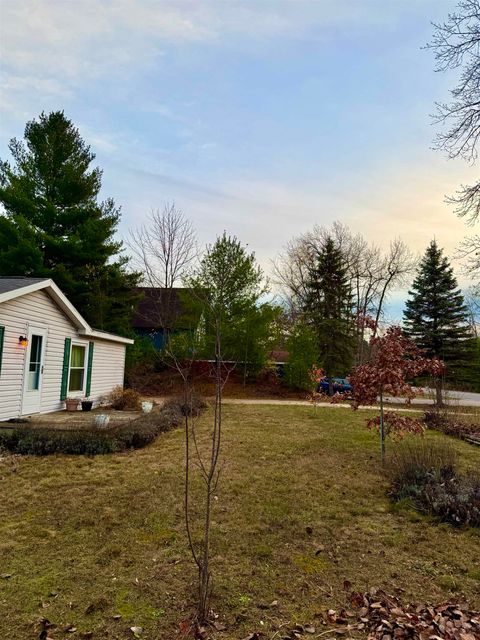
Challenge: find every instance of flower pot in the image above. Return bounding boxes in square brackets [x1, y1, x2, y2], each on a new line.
[141, 401, 153, 414]
[81, 401, 93, 412]
[65, 399, 79, 412]
[94, 414, 110, 428]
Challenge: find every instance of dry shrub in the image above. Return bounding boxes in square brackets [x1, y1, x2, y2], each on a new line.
[106, 386, 141, 410]
[422, 474, 480, 527]
[387, 440, 480, 527]
[424, 410, 480, 440]
[163, 391, 208, 417]
[0, 401, 202, 456]
[387, 440, 457, 500]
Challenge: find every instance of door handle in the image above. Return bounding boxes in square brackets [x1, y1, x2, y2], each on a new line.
[41, 366, 44, 374]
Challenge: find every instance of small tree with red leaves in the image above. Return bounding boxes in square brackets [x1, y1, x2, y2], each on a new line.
[351, 318, 445, 462]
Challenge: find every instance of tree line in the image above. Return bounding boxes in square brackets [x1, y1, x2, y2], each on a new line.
[0, 110, 479, 394]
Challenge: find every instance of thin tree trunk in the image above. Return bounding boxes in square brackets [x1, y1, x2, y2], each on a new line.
[197, 321, 222, 622]
[379, 386, 385, 464]
[434, 376, 444, 408]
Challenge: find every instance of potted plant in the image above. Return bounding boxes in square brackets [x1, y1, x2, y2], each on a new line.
[65, 397, 80, 412]
[81, 397, 93, 412]
[94, 414, 110, 428]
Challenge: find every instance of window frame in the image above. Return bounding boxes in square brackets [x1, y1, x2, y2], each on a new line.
[67, 341, 88, 394]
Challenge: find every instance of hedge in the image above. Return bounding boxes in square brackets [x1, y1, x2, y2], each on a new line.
[0, 395, 204, 456]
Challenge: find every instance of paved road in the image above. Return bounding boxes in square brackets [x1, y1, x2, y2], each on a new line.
[407, 388, 480, 408]
[220, 389, 480, 409]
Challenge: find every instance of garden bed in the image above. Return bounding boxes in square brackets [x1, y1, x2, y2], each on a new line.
[0, 396, 203, 455]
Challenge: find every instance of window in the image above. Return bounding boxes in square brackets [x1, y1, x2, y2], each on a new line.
[68, 344, 86, 392]
[27, 334, 43, 390]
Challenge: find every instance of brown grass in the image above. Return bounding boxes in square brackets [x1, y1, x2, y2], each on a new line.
[0, 405, 479, 639]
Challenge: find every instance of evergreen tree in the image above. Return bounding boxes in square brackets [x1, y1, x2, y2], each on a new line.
[403, 240, 472, 403]
[0, 111, 139, 334]
[304, 237, 356, 393]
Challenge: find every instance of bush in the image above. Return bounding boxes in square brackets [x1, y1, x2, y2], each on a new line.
[387, 440, 480, 527]
[424, 410, 480, 441]
[164, 391, 208, 417]
[0, 427, 116, 455]
[105, 386, 141, 410]
[387, 440, 457, 501]
[422, 474, 480, 527]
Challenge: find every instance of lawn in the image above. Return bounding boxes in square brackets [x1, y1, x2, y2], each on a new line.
[0, 405, 479, 639]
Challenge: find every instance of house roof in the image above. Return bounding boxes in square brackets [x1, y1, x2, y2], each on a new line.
[132, 287, 194, 329]
[0, 277, 49, 295]
[0, 277, 133, 345]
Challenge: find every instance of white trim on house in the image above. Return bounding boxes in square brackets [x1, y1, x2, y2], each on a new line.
[78, 329, 133, 345]
[68, 340, 88, 395]
[0, 279, 133, 345]
[21, 325, 48, 415]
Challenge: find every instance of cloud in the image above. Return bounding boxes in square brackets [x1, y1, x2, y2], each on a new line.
[1, 0, 422, 85]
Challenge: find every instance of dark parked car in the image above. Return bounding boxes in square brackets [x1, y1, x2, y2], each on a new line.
[317, 377, 353, 394]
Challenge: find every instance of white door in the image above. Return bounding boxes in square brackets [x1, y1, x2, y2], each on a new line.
[21, 327, 48, 415]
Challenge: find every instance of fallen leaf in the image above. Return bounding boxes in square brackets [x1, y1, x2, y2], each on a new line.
[179, 620, 191, 635]
[130, 627, 144, 638]
[213, 621, 226, 631]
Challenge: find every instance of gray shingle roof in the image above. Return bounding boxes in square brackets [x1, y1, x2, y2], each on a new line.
[0, 277, 49, 295]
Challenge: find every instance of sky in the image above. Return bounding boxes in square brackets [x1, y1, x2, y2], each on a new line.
[0, 0, 477, 320]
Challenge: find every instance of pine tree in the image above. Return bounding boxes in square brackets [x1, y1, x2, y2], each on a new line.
[403, 240, 472, 404]
[0, 111, 140, 334]
[304, 237, 356, 393]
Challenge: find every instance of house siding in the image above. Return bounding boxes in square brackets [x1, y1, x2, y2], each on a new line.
[89, 340, 126, 401]
[0, 290, 126, 420]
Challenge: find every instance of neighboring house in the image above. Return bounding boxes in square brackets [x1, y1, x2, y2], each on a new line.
[0, 277, 133, 421]
[132, 287, 194, 349]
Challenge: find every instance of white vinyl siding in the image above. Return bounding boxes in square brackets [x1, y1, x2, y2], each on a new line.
[0, 289, 127, 420]
[89, 340, 126, 400]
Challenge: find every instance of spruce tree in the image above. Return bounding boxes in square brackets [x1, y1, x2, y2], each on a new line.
[403, 240, 472, 403]
[0, 111, 139, 334]
[304, 237, 356, 393]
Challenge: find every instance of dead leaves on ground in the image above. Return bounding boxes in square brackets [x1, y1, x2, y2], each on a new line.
[328, 588, 480, 639]
[209, 588, 478, 640]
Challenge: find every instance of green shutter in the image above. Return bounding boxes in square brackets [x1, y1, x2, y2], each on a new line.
[0, 326, 4, 376]
[60, 338, 71, 400]
[85, 341, 94, 397]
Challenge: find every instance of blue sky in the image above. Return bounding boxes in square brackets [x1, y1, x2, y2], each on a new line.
[0, 0, 476, 319]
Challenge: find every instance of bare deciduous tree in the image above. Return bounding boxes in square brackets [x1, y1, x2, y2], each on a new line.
[457, 233, 480, 275]
[428, 1, 480, 221]
[127, 203, 197, 335]
[428, 1, 480, 278]
[128, 202, 197, 288]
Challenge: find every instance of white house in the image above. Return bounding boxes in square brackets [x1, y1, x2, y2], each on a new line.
[0, 277, 134, 421]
